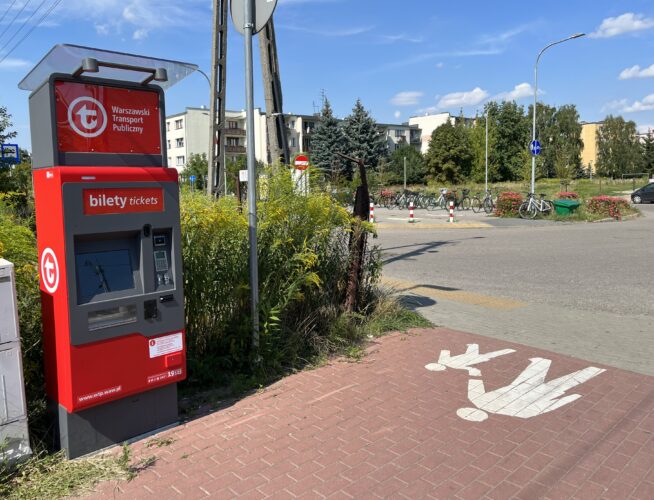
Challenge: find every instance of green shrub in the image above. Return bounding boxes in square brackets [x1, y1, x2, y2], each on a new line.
[494, 191, 523, 217]
[181, 168, 380, 388]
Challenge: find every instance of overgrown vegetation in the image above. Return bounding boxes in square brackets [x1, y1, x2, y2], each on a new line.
[181, 167, 388, 390]
[0, 445, 153, 499]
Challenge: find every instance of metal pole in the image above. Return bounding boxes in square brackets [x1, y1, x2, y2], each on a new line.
[403, 156, 407, 191]
[531, 33, 585, 196]
[244, 0, 259, 352]
[485, 111, 489, 192]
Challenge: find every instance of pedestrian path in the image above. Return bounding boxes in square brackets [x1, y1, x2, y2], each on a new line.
[86, 328, 654, 499]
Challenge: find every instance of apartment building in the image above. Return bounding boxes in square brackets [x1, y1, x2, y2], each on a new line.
[164, 107, 267, 173]
[165, 108, 424, 172]
[408, 112, 457, 154]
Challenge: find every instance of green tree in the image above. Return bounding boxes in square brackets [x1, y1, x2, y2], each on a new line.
[641, 129, 654, 174]
[551, 105, 583, 180]
[309, 98, 345, 177]
[596, 115, 642, 178]
[385, 144, 425, 185]
[183, 153, 208, 190]
[0, 106, 17, 143]
[424, 121, 472, 183]
[493, 101, 530, 181]
[342, 99, 387, 176]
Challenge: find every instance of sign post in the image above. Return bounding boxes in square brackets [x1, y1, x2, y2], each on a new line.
[0, 144, 20, 163]
[293, 154, 309, 195]
[231, 0, 278, 355]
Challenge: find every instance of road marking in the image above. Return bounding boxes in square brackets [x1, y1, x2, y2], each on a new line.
[456, 358, 606, 421]
[425, 344, 515, 376]
[376, 221, 492, 229]
[383, 277, 527, 310]
[425, 345, 606, 421]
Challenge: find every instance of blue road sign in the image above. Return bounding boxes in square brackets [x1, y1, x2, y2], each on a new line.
[0, 144, 20, 163]
[189, 175, 197, 184]
[530, 140, 541, 156]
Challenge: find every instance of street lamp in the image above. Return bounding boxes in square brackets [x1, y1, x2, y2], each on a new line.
[530, 33, 585, 195]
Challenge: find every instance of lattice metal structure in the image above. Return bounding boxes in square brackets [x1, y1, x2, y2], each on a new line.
[207, 0, 229, 196]
[208, 2, 288, 195]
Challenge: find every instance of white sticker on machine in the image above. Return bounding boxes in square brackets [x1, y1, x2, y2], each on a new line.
[148, 332, 183, 358]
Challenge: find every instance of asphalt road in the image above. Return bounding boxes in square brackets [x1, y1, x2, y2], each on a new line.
[376, 204, 654, 375]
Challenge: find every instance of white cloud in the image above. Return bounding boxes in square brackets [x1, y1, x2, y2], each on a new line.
[590, 12, 654, 38]
[619, 64, 654, 80]
[637, 124, 654, 134]
[437, 87, 488, 109]
[436, 62, 444, 69]
[0, 58, 31, 69]
[133, 28, 149, 40]
[493, 83, 537, 102]
[602, 99, 629, 112]
[95, 23, 110, 35]
[394, 111, 401, 119]
[277, 24, 373, 37]
[390, 91, 423, 106]
[379, 34, 423, 44]
[622, 94, 654, 113]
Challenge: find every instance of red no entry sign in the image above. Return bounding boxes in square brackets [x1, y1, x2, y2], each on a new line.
[294, 155, 309, 171]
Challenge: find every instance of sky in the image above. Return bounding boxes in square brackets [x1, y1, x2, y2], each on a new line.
[2, 0, 654, 151]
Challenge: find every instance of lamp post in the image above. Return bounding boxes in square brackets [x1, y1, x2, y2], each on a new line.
[531, 33, 585, 195]
[485, 110, 489, 193]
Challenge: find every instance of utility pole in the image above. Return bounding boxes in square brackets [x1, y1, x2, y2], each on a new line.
[259, 19, 289, 165]
[207, 0, 229, 196]
[403, 156, 407, 191]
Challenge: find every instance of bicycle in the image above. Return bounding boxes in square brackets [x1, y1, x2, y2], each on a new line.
[428, 188, 449, 210]
[451, 188, 472, 211]
[518, 193, 554, 219]
[471, 189, 495, 214]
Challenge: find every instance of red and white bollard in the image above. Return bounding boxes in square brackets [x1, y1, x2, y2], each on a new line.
[369, 202, 375, 223]
[449, 200, 454, 224]
[409, 201, 415, 223]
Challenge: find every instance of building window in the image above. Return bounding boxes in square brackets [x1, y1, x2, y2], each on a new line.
[167, 140, 171, 149]
[176, 156, 185, 166]
[228, 120, 239, 129]
[175, 119, 183, 130]
[290, 138, 296, 147]
[227, 137, 239, 146]
[176, 138, 184, 148]
[166, 122, 170, 132]
[395, 129, 404, 138]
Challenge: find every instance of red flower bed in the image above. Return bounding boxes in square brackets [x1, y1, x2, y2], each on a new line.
[587, 195, 630, 220]
[495, 191, 523, 217]
[556, 191, 579, 200]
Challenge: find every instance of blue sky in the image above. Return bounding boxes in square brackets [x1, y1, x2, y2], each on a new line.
[2, 0, 654, 151]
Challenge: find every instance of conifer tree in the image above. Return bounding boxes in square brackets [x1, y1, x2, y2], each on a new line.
[309, 98, 345, 176]
[342, 99, 388, 176]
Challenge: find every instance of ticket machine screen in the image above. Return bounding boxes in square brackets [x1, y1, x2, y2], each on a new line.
[76, 249, 135, 304]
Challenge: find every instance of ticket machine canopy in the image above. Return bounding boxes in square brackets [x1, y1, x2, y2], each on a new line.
[19, 44, 198, 91]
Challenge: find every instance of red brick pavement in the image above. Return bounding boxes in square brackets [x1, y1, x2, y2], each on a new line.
[86, 328, 654, 499]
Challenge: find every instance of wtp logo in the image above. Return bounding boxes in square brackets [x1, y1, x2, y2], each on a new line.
[67, 96, 108, 138]
[40, 248, 59, 294]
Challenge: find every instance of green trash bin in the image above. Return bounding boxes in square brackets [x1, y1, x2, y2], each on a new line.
[552, 199, 581, 216]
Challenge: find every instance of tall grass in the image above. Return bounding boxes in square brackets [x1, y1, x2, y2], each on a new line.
[181, 168, 381, 388]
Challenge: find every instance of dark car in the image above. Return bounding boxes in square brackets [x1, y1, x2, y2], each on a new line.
[631, 182, 654, 204]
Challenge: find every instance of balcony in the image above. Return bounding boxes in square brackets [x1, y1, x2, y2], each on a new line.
[224, 127, 246, 136]
[225, 145, 246, 154]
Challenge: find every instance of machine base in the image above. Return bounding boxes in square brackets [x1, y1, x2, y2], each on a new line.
[52, 384, 178, 459]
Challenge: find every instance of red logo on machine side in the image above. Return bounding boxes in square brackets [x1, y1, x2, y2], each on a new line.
[83, 188, 164, 215]
[40, 247, 59, 294]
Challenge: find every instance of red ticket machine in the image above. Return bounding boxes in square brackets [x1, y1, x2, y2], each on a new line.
[20, 45, 198, 458]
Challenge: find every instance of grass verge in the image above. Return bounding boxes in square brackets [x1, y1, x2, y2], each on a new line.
[0, 445, 155, 499]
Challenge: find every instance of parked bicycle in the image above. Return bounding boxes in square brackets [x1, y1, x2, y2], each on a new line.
[519, 193, 553, 219]
[449, 188, 472, 211]
[471, 189, 495, 214]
